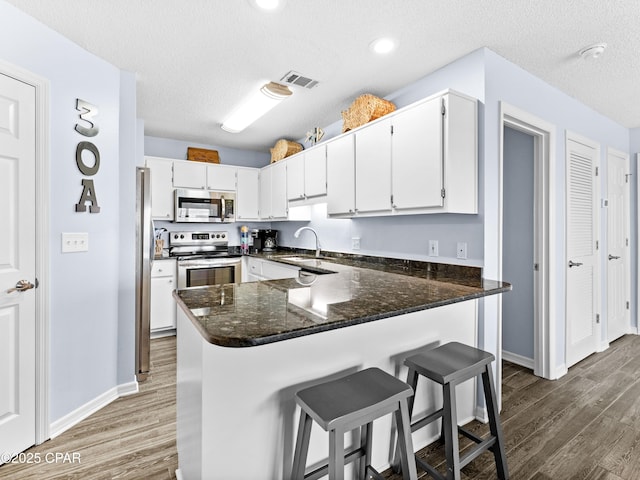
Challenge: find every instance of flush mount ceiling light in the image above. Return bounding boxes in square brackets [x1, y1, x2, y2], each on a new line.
[369, 37, 397, 55]
[251, 0, 286, 11]
[579, 43, 607, 60]
[221, 82, 293, 133]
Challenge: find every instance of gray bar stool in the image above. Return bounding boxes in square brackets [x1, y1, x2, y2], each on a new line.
[291, 367, 418, 480]
[399, 342, 508, 480]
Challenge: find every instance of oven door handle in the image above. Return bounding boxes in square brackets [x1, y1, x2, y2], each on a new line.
[220, 195, 226, 221]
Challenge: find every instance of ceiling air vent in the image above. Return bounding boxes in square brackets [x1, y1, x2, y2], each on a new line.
[280, 71, 319, 89]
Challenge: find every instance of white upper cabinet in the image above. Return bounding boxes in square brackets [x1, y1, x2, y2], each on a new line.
[236, 167, 260, 221]
[391, 97, 444, 210]
[355, 117, 392, 214]
[173, 160, 207, 189]
[145, 156, 174, 221]
[326, 89, 477, 218]
[326, 135, 355, 216]
[174, 161, 237, 191]
[259, 161, 288, 220]
[286, 153, 305, 201]
[304, 145, 327, 198]
[287, 145, 327, 202]
[207, 164, 237, 191]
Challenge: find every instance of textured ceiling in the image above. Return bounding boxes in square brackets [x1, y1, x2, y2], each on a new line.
[6, 0, 640, 152]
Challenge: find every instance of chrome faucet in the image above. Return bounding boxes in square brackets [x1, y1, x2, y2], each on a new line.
[294, 227, 322, 258]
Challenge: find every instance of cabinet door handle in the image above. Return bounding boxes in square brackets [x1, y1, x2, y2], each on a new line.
[608, 254, 621, 260]
[568, 260, 583, 268]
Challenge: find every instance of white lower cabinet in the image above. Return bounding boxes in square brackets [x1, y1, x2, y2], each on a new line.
[151, 259, 176, 333]
[244, 257, 300, 282]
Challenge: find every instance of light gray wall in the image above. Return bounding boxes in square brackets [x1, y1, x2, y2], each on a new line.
[117, 70, 137, 385]
[0, 0, 133, 422]
[502, 127, 535, 360]
[483, 48, 631, 372]
[144, 135, 270, 168]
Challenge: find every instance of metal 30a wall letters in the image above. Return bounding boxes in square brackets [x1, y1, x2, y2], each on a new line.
[74, 98, 101, 213]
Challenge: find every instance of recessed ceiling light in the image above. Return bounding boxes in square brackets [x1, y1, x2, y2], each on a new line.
[578, 43, 607, 60]
[369, 37, 397, 55]
[252, 0, 285, 11]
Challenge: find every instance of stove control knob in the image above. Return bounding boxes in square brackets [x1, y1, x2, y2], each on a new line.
[174, 234, 178, 239]
[180, 234, 184, 239]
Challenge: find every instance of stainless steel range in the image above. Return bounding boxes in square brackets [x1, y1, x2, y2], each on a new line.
[170, 231, 242, 289]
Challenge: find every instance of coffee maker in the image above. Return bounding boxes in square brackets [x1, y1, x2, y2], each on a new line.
[251, 229, 278, 252]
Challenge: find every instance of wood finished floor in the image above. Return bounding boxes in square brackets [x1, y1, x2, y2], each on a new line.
[2, 334, 640, 479]
[0, 336, 178, 480]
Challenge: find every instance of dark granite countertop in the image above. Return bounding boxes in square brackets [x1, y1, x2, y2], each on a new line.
[173, 251, 511, 348]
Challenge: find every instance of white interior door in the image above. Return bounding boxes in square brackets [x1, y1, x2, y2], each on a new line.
[606, 148, 630, 342]
[0, 72, 37, 460]
[565, 135, 599, 368]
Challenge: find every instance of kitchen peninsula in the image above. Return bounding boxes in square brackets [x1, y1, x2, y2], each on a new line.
[174, 253, 510, 480]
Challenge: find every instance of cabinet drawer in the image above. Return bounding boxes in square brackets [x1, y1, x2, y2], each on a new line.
[151, 259, 176, 278]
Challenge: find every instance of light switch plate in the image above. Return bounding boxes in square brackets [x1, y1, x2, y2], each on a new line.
[62, 232, 89, 253]
[352, 237, 361, 250]
[429, 240, 439, 256]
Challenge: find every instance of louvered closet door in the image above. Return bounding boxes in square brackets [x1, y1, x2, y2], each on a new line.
[565, 137, 599, 368]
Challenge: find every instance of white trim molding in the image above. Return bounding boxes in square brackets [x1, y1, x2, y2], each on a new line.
[49, 382, 138, 438]
[0, 58, 51, 445]
[500, 102, 557, 380]
[502, 350, 535, 370]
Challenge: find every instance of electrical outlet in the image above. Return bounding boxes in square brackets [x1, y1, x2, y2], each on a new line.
[352, 237, 361, 250]
[457, 242, 468, 259]
[62, 232, 89, 253]
[429, 240, 439, 256]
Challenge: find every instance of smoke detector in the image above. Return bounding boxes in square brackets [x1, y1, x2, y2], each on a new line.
[579, 43, 607, 60]
[280, 71, 319, 89]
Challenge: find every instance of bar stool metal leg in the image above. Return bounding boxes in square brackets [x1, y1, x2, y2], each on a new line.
[442, 382, 460, 480]
[482, 365, 509, 480]
[291, 410, 313, 480]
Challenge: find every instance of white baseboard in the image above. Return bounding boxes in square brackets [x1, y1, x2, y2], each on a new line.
[474, 406, 488, 424]
[50, 380, 139, 438]
[552, 364, 568, 380]
[176, 468, 184, 480]
[597, 341, 610, 352]
[502, 350, 534, 370]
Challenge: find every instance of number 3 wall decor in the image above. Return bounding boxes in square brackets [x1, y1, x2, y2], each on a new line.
[74, 98, 101, 213]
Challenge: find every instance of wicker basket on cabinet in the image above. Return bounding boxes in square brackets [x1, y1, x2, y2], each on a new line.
[270, 139, 303, 163]
[341, 94, 396, 132]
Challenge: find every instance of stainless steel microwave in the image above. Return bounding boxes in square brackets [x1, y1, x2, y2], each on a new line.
[174, 189, 235, 223]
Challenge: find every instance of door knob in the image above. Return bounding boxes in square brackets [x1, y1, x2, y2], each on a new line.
[608, 254, 621, 260]
[568, 260, 583, 268]
[6, 279, 35, 294]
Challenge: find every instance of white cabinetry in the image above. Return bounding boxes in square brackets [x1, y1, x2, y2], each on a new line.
[326, 89, 477, 217]
[236, 167, 260, 221]
[173, 161, 207, 189]
[151, 259, 176, 333]
[145, 156, 174, 221]
[391, 97, 444, 210]
[174, 161, 238, 191]
[326, 135, 356, 216]
[207, 164, 237, 191]
[244, 257, 300, 282]
[259, 161, 288, 220]
[355, 118, 392, 214]
[287, 146, 327, 202]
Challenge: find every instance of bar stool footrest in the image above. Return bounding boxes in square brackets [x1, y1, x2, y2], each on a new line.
[459, 436, 497, 469]
[458, 426, 484, 444]
[302, 445, 366, 480]
[365, 465, 386, 480]
[415, 457, 447, 480]
[410, 408, 444, 433]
